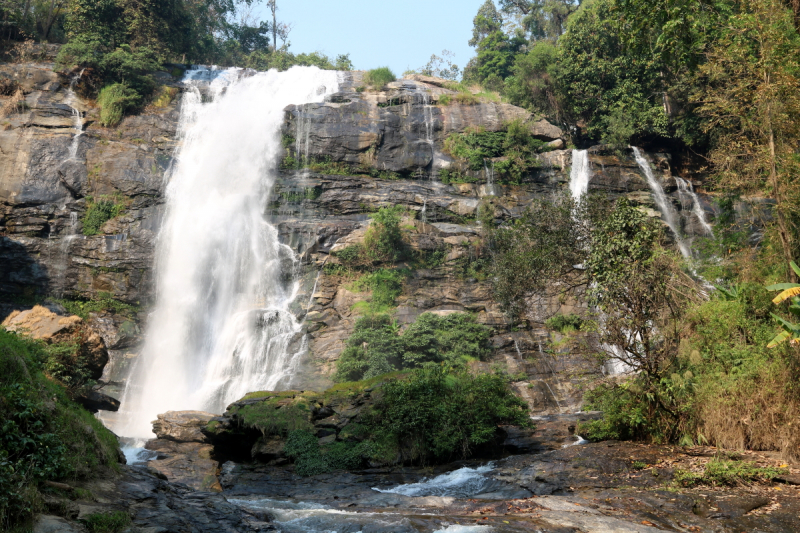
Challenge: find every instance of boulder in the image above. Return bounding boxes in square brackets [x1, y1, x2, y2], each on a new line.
[2, 305, 109, 379]
[152, 410, 217, 443]
[402, 74, 452, 87]
[75, 389, 120, 413]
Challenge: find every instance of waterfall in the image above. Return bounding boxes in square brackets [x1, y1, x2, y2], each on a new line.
[675, 177, 714, 237]
[483, 160, 496, 196]
[114, 66, 340, 438]
[569, 149, 591, 202]
[631, 147, 692, 259]
[64, 69, 85, 161]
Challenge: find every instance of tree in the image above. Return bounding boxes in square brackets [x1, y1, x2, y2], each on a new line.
[555, 0, 671, 144]
[696, 0, 800, 275]
[469, 0, 504, 47]
[500, 0, 582, 41]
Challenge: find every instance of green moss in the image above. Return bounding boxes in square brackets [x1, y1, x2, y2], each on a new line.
[235, 397, 314, 437]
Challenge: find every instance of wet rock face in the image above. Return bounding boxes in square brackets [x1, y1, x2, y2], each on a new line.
[0, 63, 179, 305]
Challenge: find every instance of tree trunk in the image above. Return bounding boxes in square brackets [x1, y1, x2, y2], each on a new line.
[766, 96, 796, 280]
[272, 2, 277, 51]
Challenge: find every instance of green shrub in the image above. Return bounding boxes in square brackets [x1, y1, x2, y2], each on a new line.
[81, 511, 131, 533]
[673, 459, 787, 487]
[351, 268, 405, 313]
[334, 312, 491, 382]
[364, 206, 407, 263]
[284, 429, 372, 476]
[363, 67, 396, 87]
[0, 328, 121, 530]
[365, 366, 531, 463]
[82, 198, 125, 236]
[545, 313, 584, 333]
[57, 292, 139, 320]
[97, 83, 142, 127]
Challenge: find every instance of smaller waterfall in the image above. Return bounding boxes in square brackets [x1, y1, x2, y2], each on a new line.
[483, 160, 496, 196]
[64, 70, 85, 161]
[569, 149, 591, 202]
[536, 342, 564, 413]
[675, 177, 714, 237]
[632, 147, 692, 259]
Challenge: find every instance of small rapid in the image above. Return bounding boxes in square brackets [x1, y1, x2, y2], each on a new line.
[373, 464, 496, 498]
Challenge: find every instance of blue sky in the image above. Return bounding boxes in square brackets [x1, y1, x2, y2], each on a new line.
[253, 0, 487, 75]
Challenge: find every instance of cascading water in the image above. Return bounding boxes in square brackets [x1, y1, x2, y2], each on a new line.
[675, 177, 714, 237]
[483, 159, 496, 196]
[631, 147, 692, 259]
[64, 69, 85, 161]
[568, 149, 591, 202]
[114, 66, 340, 438]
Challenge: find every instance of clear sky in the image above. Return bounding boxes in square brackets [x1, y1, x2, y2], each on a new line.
[254, 0, 487, 76]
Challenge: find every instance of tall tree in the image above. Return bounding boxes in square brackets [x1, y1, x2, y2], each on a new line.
[470, 0, 504, 47]
[499, 0, 582, 41]
[696, 0, 800, 274]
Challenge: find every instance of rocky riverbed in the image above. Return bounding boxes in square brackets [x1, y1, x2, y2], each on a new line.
[35, 413, 800, 532]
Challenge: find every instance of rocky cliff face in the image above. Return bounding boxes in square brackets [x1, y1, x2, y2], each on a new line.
[0, 63, 724, 415]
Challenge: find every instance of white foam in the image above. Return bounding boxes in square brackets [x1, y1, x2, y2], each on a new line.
[373, 464, 495, 498]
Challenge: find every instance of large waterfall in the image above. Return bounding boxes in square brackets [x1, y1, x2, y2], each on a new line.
[115, 67, 340, 438]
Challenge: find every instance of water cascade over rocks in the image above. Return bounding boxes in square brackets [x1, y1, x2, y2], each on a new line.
[114, 66, 340, 438]
[632, 146, 692, 259]
[568, 149, 591, 202]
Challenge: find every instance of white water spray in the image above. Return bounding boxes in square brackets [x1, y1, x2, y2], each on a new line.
[631, 147, 691, 259]
[114, 66, 340, 438]
[569, 149, 591, 202]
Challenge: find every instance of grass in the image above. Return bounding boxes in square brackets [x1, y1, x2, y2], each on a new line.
[673, 458, 787, 487]
[97, 83, 141, 127]
[81, 511, 131, 533]
[363, 67, 396, 88]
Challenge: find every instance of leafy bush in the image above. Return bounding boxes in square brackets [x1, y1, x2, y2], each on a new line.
[363, 67, 396, 87]
[97, 83, 142, 127]
[284, 429, 372, 476]
[673, 459, 787, 487]
[334, 312, 491, 382]
[545, 313, 584, 334]
[0, 328, 120, 530]
[365, 366, 531, 463]
[82, 197, 125, 235]
[57, 292, 139, 320]
[443, 120, 544, 183]
[351, 269, 404, 314]
[363, 206, 407, 263]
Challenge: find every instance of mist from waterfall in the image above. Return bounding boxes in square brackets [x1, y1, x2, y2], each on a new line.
[114, 66, 340, 438]
[569, 149, 591, 202]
